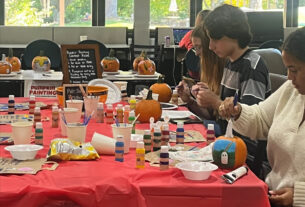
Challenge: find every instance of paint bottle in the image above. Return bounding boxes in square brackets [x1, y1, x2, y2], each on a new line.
[143, 129, 152, 153]
[207, 124, 215, 145]
[8, 95, 15, 114]
[105, 104, 114, 124]
[116, 104, 124, 123]
[52, 105, 59, 128]
[35, 122, 43, 145]
[123, 105, 130, 124]
[176, 122, 185, 145]
[161, 124, 170, 146]
[128, 110, 136, 134]
[121, 85, 128, 102]
[34, 106, 41, 128]
[153, 126, 161, 151]
[171, 89, 178, 105]
[129, 95, 137, 111]
[96, 102, 104, 123]
[160, 146, 169, 171]
[136, 141, 145, 169]
[29, 95, 36, 114]
[115, 135, 124, 162]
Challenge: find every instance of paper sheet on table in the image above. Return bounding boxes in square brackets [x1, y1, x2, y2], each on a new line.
[161, 110, 194, 119]
[169, 144, 213, 162]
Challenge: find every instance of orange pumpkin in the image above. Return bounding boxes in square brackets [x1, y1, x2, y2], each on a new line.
[0, 54, 12, 74]
[150, 75, 172, 103]
[133, 51, 145, 72]
[101, 49, 120, 72]
[212, 135, 247, 170]
[135, 90, 162, 123]
[137, 56, 156, 75]
[6, 48, 21, 72]
[32, 50, 51, 72]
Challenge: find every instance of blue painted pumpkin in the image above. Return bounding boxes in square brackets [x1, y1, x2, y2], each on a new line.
[212, 136, 247, 170]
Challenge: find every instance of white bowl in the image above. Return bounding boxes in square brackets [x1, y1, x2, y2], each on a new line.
[176, 161, 218, 181]
[5, 144, 43, 160]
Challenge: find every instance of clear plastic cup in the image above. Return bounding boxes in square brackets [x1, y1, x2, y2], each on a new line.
[66, 100, 83, 113]
[111, 124, 132, 153]
[84, 96, 99, 119]
[59, 108, 81, 136]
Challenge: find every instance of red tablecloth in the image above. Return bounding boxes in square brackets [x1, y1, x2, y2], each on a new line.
[0, 98, 270, 207]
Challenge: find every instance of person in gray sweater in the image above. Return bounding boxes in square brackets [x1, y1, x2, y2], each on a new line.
[219, 27, 305, 207]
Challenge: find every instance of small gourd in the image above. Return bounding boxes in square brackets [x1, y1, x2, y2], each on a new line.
[32, 50, 51, 72]
[135, 90, 162, 123]
[137, 52, 156, 75]
[101, 49, 120, 72]
[150, 75, 172, 103]
[0, 54, 12, 74]
[6, 48, 21, 72]
[133, 51, 145, 72]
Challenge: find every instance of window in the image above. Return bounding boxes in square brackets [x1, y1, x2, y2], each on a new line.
[202, 0, 284, 10]
[105, 0, 134, 28]
[299, 0, 305, 26]
[150, 0, 190, 28]
[5, 0, 92, 26]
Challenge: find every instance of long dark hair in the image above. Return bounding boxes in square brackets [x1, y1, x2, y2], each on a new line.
[282, 27, 305, 63]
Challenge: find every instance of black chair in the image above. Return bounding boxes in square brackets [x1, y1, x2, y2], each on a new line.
[270, 73, 288, 93]
[78, 39, 108, 61]
[250, 140, 271, 180]
[22, 39, 62, 71]
[184, 49, 200, 81]
[259, 40, 283, 51]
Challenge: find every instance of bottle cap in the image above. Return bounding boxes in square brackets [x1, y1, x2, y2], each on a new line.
[36, 122, 42, 128]
[9, 95, 14, 100]
[129, 110, 135, 117]
[160, 145, 169, 153]
[124, 105, 130, 111]
[208, 124, 214, 130]
[173, 89, 178, 94]
[130, 95, 136, 100]
[30, 95, 35, 101]
[107, 104, 113, 109]
[52, 105, 58, 111]
[136, 141, 144, 149]
[34, 107, 40, 112]
[97, 102, 104, 109]
[154, 126, 161, 132]
[177, 122, 184, 128]
[116, 135, 124, 142]
[117, 104, 123, 109]
[144, 130, 151, 135]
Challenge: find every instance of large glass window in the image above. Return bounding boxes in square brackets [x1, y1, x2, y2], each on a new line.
[105, 0, 134, 28]
[202, 0, 284, 10]
[150, 0, 190, 28]
[299, 0, 305, 26]
[5, 0, 92, 26]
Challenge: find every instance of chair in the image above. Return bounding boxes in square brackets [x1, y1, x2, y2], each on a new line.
[259, 40, 283, 51]
[254, 48, 287, 75]
[184, 49, 200, 81]
[270, 73, 288, 93]
[22, 39, 62, 71]
[78, 39, 108, 61]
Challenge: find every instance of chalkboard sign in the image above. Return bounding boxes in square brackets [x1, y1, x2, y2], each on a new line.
[63, 84, 88, 107]
[61, 44, 102, 84]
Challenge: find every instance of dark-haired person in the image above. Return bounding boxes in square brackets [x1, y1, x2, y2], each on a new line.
[219, 26, 305, 207]
[194, 4, 271, 136]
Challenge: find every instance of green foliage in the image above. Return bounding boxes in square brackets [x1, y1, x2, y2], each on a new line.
[117, 0, 133, 18]
[65, 0, 91, 24]
[5, 0, 44, 26]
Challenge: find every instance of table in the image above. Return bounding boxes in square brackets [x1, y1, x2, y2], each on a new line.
[0, 71, 63, 97]
[0, 97, 270, 207]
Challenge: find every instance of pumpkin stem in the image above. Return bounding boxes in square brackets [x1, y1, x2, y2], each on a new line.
[109, 49, 115, 57]
[8, 48, 14, 58]
[140, 50, 146, 57]
[146, 90, 153, 100]
[39, 50, 45, 56]
[157, 75, 165, 83]
[142, 51, 148, 60]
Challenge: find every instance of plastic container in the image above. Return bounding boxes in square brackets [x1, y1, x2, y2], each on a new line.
[11, 122, 33, 144]
[5, 144, 43, 160]
[176, 161, 218, 181]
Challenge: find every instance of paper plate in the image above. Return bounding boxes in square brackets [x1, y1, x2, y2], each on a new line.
[160, 102, 178, 110]
[103, 71, 120, 75]
[88, 79, 121, 104]
[134, 74, 159, 78]
[0, 72, 17, 77]
[161, 110, 194, 119]
[114, 74, 134, 78]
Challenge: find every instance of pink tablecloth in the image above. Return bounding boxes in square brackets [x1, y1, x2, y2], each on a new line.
[0, 98, 270, 207]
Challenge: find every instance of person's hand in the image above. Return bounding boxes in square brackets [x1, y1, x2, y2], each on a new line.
[218, 97, 242, 120]
[191, 82, 208, 97]
[176, 80, 191, 103]
[196, 87, 221, 110]
[269, 188, 294, 207]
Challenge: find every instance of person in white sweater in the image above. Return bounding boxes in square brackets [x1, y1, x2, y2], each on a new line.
[218, 27, 305, 207]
